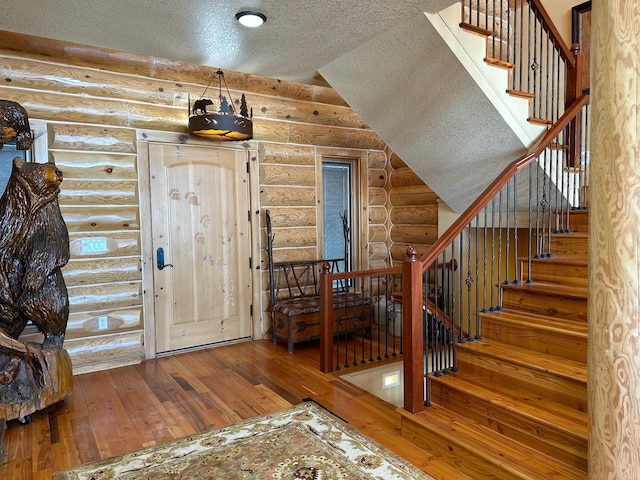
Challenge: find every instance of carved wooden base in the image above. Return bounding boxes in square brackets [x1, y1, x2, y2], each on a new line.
[0, 345, 73, 422]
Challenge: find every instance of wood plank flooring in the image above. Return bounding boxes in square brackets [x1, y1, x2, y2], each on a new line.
[0, 339, 467, 480]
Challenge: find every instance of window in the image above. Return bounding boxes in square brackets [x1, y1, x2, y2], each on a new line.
[322, 159, 358, 272]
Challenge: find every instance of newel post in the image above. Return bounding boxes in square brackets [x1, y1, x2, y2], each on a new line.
[319, 261, 334, 373]
[402, 245, 425, 413]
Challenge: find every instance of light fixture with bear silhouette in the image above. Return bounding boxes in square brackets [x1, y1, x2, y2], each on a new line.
[188, 69, 253, 141]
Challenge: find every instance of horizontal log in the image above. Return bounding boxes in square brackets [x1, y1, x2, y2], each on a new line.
[390, 151, 407, 169]
[369, 224, 388, 243]
[260, 143, 316, 166]
[389, 167, 427, 188]
[368, 151, 387, 170]
[368, 169, 387, 188]
[50, 151, 138, 179]
[68, 282, 142, 313]
[389, 185, 439, 206]
[48, 122, 136, 153]
[265, 227, 317, 248]
[69, 232, 141, 258]
[390, 205, 439, 225]
[262, 208, 317, 227]
[0, 55, 179, 106]
[269, 247, 318, 264]
[260, 164, 316, 187]
[61, 205, 140, 232]
[62, 257, 142, 287]
[368, 243, 389, 262]
[0, 34, 349, 106]
[390, 225, 438, 244]
[64, 331, 144, 372]
[72, 356, 142, 376]
[285, 122, 384, 150]
[59, 179, 139, 205]
[65, 307, 143, 339]
[260, 186, 316, 207]
[368, 188, 387, 206]
[368, 206, 388, 225]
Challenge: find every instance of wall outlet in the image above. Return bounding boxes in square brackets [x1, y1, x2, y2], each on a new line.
[97, 316, 108, 330]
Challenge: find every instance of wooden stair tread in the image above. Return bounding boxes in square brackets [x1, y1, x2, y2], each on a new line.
[401, 405, 587, 480]
[501, 281, 587, 299]
[551, 232, 588, 239]
[481, 309, 588, 336]
[524, 255, 587, 266]
[458, 338, 587, 382]
[430, 373, 588, 438]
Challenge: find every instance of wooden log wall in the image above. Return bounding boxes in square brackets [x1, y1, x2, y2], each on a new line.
[388, 152, 439, 264]
[0, 31, 394, 372]
[0, 31, 442, 371]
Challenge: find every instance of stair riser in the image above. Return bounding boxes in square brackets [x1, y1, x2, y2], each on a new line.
[401, 415, 525, 480]
[521, 260, 588, 288]
[566, 211, 589, 232]
[481, 316, 587, 362]
[456, 350, 587, 411]
[429, 380, 588, 471]
[501, 289, 587, 323]
[551, 235, 588, 257]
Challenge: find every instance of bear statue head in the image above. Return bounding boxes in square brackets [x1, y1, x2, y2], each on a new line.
[13, 158, 64, 197]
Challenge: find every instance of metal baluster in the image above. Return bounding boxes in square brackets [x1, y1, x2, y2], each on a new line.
[482, 204, 488, 310]
[513, 174, 519, 284]
[490, 0, 496, 58]
[490, 196, 496, 310]
[459, 231, 465, 342]
[432, 258, 441, 377]
[527, 162, 533, 284]
[497, 188, 503, 309]
[527, 2, 532, 93]
[466, 223, 474, 341]
[475, 215, 481, 339]
[504, 179, 510, 285]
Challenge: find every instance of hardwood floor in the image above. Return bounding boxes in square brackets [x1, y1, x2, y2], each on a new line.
[0, 339, 468, 480]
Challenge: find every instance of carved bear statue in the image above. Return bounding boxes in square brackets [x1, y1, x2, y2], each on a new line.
[0, 157, 72, 422]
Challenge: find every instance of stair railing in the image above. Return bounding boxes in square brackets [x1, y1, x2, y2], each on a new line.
[461, 0, 582, 166]
[402, 93, 590, 413]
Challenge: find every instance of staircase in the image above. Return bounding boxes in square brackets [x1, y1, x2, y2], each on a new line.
[399, 210, 589, 479]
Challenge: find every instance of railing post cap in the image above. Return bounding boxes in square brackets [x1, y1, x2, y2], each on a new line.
[322, 261, 331, 273]
[405, 245, 418, 262]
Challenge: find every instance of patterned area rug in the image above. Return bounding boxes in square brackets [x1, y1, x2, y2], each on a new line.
[53, 402, 433, 480]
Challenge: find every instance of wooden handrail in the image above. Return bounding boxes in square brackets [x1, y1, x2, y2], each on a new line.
[417, 93, 590, 272]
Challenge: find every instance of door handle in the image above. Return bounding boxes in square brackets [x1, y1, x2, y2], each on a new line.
[156, 247, 173, 270]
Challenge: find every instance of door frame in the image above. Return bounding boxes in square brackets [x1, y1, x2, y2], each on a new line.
[137, 131, 261, 359]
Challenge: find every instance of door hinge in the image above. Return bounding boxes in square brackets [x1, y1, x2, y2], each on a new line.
[248, 210, 251, 222]
[250, 304, 253, 317]
[246, 161, 250, 173]
[249, 256, 252, 269]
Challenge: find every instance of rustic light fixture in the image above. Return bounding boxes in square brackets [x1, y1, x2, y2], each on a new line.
[235, 11, 267, 28]
[188, 69, 253, 141]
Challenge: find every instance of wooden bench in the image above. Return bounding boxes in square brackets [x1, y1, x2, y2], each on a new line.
[265, 211, 371, 353]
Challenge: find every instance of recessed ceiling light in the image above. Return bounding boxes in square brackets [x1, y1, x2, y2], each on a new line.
[236, 11, 267, 28]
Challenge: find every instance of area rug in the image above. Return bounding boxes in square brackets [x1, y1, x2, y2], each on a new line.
[53, 401, 433, 479]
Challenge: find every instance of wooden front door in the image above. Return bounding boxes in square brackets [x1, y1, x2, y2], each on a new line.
[149, 143, 252, 353]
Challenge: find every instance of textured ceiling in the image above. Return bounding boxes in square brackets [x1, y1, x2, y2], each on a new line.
[0, 0, 455, 85]
[320, 10, 531, 212]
